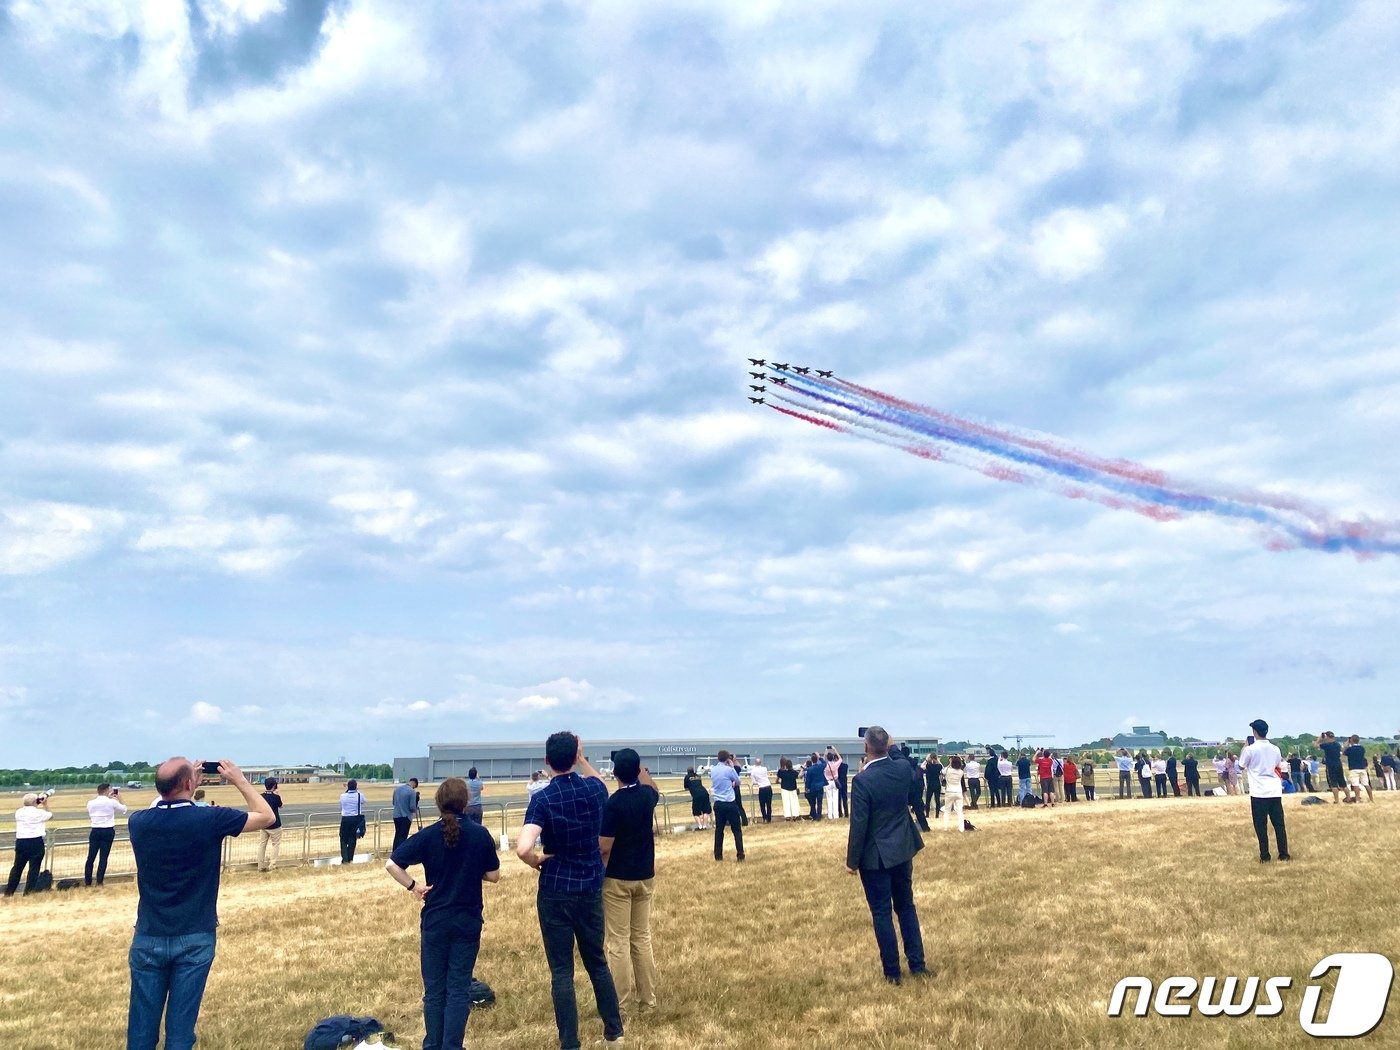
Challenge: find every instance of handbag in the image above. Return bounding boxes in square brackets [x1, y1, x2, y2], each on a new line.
[356, 793, 366, 839]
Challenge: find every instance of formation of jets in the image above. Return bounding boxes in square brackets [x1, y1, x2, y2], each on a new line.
[744, 360, 834, 404]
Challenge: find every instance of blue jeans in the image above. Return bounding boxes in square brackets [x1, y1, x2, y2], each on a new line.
[421, 917, 482, 1050]
[127, 931, 217, 1050]
[858, 861, 925, 978]
[1018, 776, 1031, 803]
[538, 889, 623, 1049]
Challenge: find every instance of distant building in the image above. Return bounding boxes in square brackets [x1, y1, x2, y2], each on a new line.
[1111, 725, 1168, 750]
[236, 764, 344, 784]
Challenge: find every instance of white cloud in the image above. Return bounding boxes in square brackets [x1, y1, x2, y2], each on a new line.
[190, 701, 223, 725]
[0, 501, 119, 575]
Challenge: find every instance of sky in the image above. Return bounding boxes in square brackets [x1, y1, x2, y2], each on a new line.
[2, 0, 1399, 768]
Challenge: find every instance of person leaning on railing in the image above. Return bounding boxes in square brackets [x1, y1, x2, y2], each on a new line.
[5, 791, 53, 897]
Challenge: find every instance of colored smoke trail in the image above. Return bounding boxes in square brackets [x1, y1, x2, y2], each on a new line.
[760, 371, 1400, 556]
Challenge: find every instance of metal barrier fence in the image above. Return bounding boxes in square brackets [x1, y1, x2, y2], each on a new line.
[2, 771, 1287, 888]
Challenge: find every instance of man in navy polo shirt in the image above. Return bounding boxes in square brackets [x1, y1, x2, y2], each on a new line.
[127, 757, 274, 1050]
[516, 732, 623, 1049]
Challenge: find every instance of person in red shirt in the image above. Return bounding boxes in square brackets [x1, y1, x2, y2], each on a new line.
[1035, 751, 1056, 807]
[1063, 758, 1079, 802]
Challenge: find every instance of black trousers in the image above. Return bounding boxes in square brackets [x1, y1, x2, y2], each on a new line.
[837, 782, 849, 817]
[537, 889, 622, 1048]
[1065, 783, 1079, 802]
[1250, 796, 1288, 859]
[967, 778, 981, 808]
[734, 789, 748, 827]
[1139, 777, 1153, 798]
[859, 860, 925, 979]
[713, 800, 745, 860]
[1302, 771, 1315, 792]
[339, 816, 359, 863]
[86, 827, 116, 885]
[5, 838, 44, 896]
[392, 817, 412, 853]
[1154, 774, 1168, 797]
[1118, 771, 1132, 797]
[1084, 784, 1096, 800]
[924, 782, 941, 816]
[806, 789, 823, 820]
[1170, 776, 1181, 797]
[1186, 774, 1201, 796]
[757, 786, 773, 822]
[985, 777, 999, 807]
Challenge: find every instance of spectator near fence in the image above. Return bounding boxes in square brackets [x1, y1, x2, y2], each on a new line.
[258, 778, 283, 873]
[1383, 751, 1398, 792]
[86, 783, 128, 887]
[942, 755, 966, 830]
[1183, 753, 1200, 796]
[1115, 749, 1132, 798]
[386, 777, 500, 1050]
[1080, 757, 1096, 801]
[515, 732, 623, 1049]
[1316, 732, 1346, 804]
[5, 792, 52, 897]
[126, 758, 273, 1050]
[1017, 751, 1033, 804]
[776, 758, 801, 821]
[964, 753, 982, 809]
[683, 766, 711, 831]
[803, 755, 825, 821]
[339, 780, 367, 864]
[599, 748, 660, 1016]
[923, 754, 942, 817]
[393, 778, 421, 851]
[748, 758, 773, 824]
[466, 768, 485, 824]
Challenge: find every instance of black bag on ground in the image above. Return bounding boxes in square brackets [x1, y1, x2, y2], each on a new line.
[963, 819, 977, 831]
[1019, 795, 1041, 808]
[469, 977, 495, 1006]
[33, 870, 53, 893]
[304, 1015, 384, 1050]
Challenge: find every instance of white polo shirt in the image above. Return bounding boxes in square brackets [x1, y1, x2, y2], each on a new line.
[88, 795, 129, 829]
[749, 765, 772, 789]
[14, 805, 52, 840]
[1239, 741, 1283, 799]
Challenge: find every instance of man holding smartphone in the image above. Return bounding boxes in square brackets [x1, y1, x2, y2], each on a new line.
[85, 783, 128, 886]
[126, 757, 274, 1050]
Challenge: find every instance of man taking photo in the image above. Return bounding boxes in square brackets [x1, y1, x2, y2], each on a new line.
[392, 776, 421, 851]
[127, 757, 274, 1050]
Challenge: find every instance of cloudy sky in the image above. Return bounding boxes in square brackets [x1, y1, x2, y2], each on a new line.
[3, 0, 1399, 767]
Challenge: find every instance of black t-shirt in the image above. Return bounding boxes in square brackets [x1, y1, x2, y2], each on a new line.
[1287, 755, 1302, 773]
[1016, 756, 1030, 777]
[129, 801, 248, 936]
[684, 774, 708, 800]
[261, 791, 283, 830]
[924, 762, 941, 785]
[1343, 744, 1367, 770]
[600, 783, 658, 882]
[390, 817, 500, 932]
[1320, 740, 1344, 769]
[776, 768, 798, 791]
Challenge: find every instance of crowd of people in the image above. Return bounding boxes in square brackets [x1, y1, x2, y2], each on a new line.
[4, 723, 1397, 1050]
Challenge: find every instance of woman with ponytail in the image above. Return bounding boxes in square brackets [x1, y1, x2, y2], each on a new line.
[386, 777, 502, 1050]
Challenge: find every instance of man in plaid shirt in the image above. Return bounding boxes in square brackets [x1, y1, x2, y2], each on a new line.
[517, 732, 624, 1048]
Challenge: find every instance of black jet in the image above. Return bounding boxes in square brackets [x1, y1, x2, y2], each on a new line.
[771, 362, 790, 371]
[748, 396, 765, 404]
[816, 369, 833, 378]
[748, 358, 766, 366]
[771, 376, 788, 385]
[793, 366, 810, 375]
[749, 371, 766, 379]
[749, 384, 765, 392]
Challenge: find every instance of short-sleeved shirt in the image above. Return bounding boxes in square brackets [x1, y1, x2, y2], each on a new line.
[1017, 757, 1031, 777]
[392, 784, 419, 818]
[524, 772, 608, 895]
[1320, 740, 1344, 770]
[466, 778, 484, 807]
[88, 795, 128, 829]
[261, 792, 283, 830]
[776, 768, 798, 791]
[129, 800, 248, 936]
[1035, 756, 1053, 779]
[390, 817, 500, 932]
[601, 783, 658, 882]
[710, 764, 739, 803]
[1344, 744, 1367, 770]
[1239, 741, 1283, 799]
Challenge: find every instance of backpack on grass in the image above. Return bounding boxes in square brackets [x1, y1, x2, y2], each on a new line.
[470, 978, 496, 1006]
[304, 1015, 384, 1050]
[963, 819, 977, 831]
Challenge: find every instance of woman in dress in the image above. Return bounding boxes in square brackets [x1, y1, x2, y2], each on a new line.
[683, 766, 711, 830]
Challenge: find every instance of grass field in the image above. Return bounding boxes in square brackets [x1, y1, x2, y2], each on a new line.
[2, 793, 1396, 1049]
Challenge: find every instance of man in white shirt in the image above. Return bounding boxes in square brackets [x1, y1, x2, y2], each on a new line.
[1239, 719, 1289, 863]
[748, 760, 774, 823]
[86, 782, 129, 886]
[6, 792, 53, 896]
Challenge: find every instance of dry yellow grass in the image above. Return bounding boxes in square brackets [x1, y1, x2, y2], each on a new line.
[2, 793, 1397, 1049]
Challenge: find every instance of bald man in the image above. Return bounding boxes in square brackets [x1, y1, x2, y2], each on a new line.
[126, 758, 274, 1050]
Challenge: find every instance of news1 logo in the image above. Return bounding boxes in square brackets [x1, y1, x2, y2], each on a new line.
[1108, 953, 1394, 1037]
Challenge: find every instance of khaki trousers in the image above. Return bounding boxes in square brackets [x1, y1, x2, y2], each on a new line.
[258, 828, 282, 870]
[602, 876, 657, 1010]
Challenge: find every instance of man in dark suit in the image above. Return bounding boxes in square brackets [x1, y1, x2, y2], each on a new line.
[846, 726, 928, 985]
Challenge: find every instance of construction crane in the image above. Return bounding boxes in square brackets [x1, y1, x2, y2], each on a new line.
[1002, 733, 1055, 749]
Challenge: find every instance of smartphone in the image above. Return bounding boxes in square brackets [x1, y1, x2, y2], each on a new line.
[858, 727, 868, 738]
[201, 761, 222, 776]
[1246, 736, 1255, 746]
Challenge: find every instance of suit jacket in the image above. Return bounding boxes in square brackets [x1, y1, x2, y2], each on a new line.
[846, 754, 924, 871]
